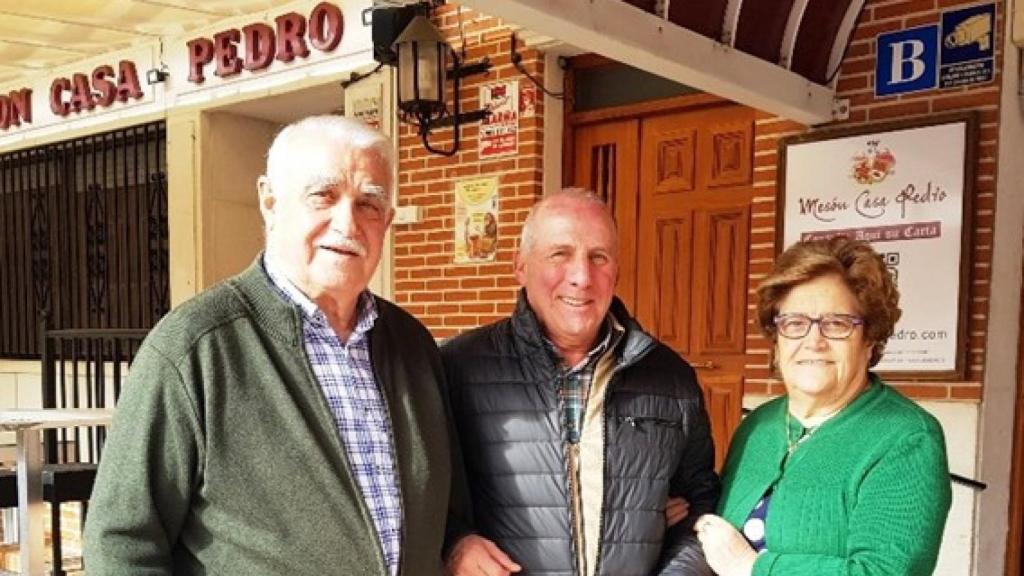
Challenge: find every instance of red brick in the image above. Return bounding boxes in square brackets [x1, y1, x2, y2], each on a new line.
[866, 101, 930, 120]
[872, 0, 936, 21]
[931, 90, 1000, 112]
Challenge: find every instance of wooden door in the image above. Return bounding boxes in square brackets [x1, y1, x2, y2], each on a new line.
[635, 106, 751, 468]
[573, 119, 640, 311]
[572, 104, 753, 469]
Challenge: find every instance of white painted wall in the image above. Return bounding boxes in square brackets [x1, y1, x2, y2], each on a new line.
[200, 112, 280, 287]
[974, 12, 1024, 575]
[542, 52, 564, 196]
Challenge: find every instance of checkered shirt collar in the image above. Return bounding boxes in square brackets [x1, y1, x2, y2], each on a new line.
[263, 255, 378, 337]
[544, 315, 617, 373]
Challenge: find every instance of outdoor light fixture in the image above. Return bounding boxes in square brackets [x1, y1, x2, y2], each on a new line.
[390, 8, 490, 156]
[146, 66, 169, 85]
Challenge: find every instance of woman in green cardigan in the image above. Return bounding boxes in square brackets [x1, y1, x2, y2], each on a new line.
[693, 237, 951, 576]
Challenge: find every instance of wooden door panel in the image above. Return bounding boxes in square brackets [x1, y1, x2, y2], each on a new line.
[637, 114, 695, 354]
[652, 129, 697, 194]
[697, 373, 743, 470]
[692, 205, 750, 357]
[706, 122, 753, 188]
[572, 120, 640, 310]
[637, 215, 693, 355]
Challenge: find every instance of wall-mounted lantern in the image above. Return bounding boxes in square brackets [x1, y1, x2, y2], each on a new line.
[384, 5, 491, 156]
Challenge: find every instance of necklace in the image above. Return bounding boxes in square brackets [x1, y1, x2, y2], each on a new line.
[784, 408, 840, 456]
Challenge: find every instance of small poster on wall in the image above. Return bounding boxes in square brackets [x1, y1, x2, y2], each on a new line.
[344, 77, 385, 134]
[520, 83, 537, 118]
[479, 80, 519, 158]
[454, 176, 500, 264]
[779, 113, 976, 378]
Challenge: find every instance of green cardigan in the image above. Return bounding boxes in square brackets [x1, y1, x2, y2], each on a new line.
[717, 376, 951, 576]
[84, 259, 453, 575]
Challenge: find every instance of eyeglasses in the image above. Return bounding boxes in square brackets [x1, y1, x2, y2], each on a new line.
[772, 313, 864, 340]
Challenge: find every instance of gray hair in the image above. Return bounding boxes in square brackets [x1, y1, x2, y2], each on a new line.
[518, 188, 616, 255]
[265, 115, 396, 201]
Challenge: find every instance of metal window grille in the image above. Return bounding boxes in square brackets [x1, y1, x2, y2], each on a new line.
[0, 121, 168, 358]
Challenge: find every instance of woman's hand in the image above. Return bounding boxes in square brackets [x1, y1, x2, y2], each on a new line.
[694, 514, 758, 576]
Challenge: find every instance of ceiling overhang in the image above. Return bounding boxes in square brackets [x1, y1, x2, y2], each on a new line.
[459, 0, 865, 125]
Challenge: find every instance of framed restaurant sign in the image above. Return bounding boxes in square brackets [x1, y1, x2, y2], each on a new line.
[778, 112, 977, 379]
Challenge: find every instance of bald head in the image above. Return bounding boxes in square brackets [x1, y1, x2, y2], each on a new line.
[519, 188, 618, 256]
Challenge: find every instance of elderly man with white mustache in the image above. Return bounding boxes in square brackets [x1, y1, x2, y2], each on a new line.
[85, 116, 456, 576]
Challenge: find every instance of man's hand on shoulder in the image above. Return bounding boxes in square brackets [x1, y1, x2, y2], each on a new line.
[665, 496, 689, 528]
[447, 534, 522, 576]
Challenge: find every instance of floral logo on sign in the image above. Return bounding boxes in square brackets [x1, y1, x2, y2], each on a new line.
[850, 140, 896, 185]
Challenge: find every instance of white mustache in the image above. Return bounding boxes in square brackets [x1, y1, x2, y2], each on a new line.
[324, 237, 367, 257]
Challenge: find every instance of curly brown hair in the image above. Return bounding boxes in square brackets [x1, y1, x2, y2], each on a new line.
[756, 236, 901, 367]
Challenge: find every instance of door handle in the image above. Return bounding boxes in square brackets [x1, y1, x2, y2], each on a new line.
[692, 360, 718, 370]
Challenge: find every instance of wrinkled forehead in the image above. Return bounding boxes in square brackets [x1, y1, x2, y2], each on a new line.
[536, 204, 618, 251]
[276, 136, 392, 196]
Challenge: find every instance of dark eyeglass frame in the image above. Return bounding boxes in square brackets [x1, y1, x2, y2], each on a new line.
[771, 313, 865, 340]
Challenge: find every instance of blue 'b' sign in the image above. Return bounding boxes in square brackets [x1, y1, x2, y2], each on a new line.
[876, 25, 939, 97]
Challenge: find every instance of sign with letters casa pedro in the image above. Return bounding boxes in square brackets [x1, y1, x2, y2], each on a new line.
[779, 114, 976, 378]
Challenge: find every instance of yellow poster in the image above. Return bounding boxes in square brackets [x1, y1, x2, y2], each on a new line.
[454, 177, 499, 263]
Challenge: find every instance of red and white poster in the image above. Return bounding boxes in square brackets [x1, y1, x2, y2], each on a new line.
[519, 83, 537, 118]
[479, 80, 519, 159]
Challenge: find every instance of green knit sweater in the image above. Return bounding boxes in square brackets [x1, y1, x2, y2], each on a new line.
[717, 376, 951, 576]
[84, 259, 453, 575]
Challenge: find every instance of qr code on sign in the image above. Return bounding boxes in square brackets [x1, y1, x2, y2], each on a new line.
[883, 252, 899, 285]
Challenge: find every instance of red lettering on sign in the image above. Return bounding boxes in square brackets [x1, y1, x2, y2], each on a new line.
[275, 12, 309, 63]
[185, 2, 345, 84]
[0, 88, 32, 130]
[48, 62, 144, 117]
[92, 65, 117, 107]
[9, 89, 32, 126]
[116, 61, 143, 102]
[69, 73, 96, 113]
[188, 37, 215, 83]
[243, 23, 275, 71]
[50, 78, 71, 116]
[213, 29, 243, 78]
[309, 2, 344, 52]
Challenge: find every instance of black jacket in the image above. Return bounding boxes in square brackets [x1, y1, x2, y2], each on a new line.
[442, 290, 719, 576]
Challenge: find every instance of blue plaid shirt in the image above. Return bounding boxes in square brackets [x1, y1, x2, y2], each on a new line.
[265, 258, 402, 575]
[544, 319, 613, 444]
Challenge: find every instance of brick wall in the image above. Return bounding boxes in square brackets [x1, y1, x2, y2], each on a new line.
[393, 6, 543, 339]
[393, 1, 999, 402]
[744, 0, 1002, 401]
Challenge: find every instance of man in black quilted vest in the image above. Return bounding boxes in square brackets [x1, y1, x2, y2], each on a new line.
[442, 189, 719, 576]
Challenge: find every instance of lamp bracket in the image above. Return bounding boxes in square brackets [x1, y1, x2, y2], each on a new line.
[449, 58, 491, 79]
[432, 108, 491, 128]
